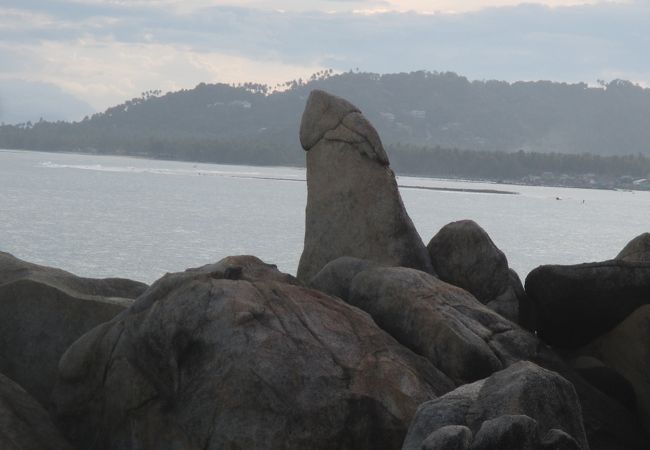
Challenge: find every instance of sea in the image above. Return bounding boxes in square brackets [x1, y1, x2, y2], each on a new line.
[1, 149, 649, 284]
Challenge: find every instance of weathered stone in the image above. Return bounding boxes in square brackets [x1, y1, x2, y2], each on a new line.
[52, 256, 452, 450]
[348, 266, 532, 384]
[427, 220, 509, 304]
[346, 265, 649, 449]
[0, 372, 74, 450]
[540, 429, 582, 450]
[616, 233, 650, 263]
[525, 260, 650, 348]
[466, 362, 587, 449]
[403, 362, 588, 450]
[469, 415, 539, 450]
[427, 220, 526, 323]
[296, 89, 433, 282]
[308, 256, 380, 300]
[422, 425, 473, 450]
[0, 251, 146, 406]
[582, 304, 650, 433]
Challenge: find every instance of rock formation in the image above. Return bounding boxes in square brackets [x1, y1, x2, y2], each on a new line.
[311, 259, 649, 449]
[52, 256, 452, 450]
[582, 304, 650, 433]
[296, 89, 433, 282]
[0, 372, 74, 450]
[525, 260, 650, 347]
[427, 220, 527, 323]
[0, 251, 147, 406]
[616, 232, 650, 262]
[402, 362, 588, 450]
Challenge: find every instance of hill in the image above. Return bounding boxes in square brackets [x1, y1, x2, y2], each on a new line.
[2, 70, 650, 185]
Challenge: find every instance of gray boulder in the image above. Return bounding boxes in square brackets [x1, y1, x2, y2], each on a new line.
[422, 425, 473, 450]
[0, 251, 146, 406]
[427, 220, 509, 304]
[470, 415, 540, 450]
[348, 266, 533, 384]
[525, 261, 650, 347]
[540, 429, 582, 450]
[0, 372, 74, 450]
[403, 362, 588, 450]
[344, 264, 648, 449]
[308, 256, 380, 300]
[52, 256, 452, 450]
[616, 233, 650, 262]
[427, 220, 525, 323]
[296, 90, 433, 282]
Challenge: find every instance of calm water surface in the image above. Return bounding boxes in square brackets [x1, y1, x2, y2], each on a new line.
[1, 149, 649, 283]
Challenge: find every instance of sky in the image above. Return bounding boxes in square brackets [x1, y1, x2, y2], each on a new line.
[1, 0, 648, 123]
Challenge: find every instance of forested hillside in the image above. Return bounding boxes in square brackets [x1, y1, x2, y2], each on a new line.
[2, 70, 650, 184]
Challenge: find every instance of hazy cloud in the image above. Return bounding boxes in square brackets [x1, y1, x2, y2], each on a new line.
[1, 0, 648, 120]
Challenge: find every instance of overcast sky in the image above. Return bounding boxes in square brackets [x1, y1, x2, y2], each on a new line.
[1, 0, 648, 122]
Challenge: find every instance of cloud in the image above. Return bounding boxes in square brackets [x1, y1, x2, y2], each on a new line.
[1, 0, 649, 116]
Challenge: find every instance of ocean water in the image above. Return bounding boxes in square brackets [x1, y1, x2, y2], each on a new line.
[1, 149, 649, 284]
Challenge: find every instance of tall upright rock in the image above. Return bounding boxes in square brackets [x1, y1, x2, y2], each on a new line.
[297, 90, 433, 282]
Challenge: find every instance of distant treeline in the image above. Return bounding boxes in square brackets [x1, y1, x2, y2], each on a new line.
[2, 70, 650, 182]
[388, 144, 650, 181]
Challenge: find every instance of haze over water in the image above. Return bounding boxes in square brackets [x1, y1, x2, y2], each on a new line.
[2, 149, 649, 283]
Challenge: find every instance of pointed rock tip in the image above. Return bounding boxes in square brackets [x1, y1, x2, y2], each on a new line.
[299, 89, 360, 151]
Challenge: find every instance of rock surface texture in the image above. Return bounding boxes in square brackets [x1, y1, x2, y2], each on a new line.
[616, 232, 650, 262]
[402, 362, 588, 450]
[0, 372, 74, 450]
[427, 220, 526, 323]
[0, 251, 147, 406]
[525, 260, 650, 347]
[52, 256, 452, 450]
[315, 261, 648, 449]
[582, 304, 650, 433]
[296, 89, 433, 282]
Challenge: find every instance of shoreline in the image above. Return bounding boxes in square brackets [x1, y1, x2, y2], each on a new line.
[2, 147, 647, 194]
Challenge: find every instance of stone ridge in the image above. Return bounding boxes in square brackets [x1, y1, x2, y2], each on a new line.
[299, 89, 388, 165]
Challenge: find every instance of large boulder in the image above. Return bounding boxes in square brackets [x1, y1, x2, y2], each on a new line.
[427, 220, 526, 324]
[348, 266, 533, 384]
[340, 264, 648, 449]
[581, 304, 650, 433]
[427, 220, 509, 304]
[525, 261, 650, 348]
[52, 256, 453, 450]
[296, 90, 433, 282]
[0, 251, 147, 406]
[403, 361, 589, 450]
[0, 372, 74, 450]
[616, 233, 650, 263]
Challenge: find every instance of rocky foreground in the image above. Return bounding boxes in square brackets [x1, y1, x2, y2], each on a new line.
[1, 90, 650, 450]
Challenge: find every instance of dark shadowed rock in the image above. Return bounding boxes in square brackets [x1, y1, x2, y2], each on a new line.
[540, 429, 582, 450]
[427, 220, 525, 323]
[421, 424, 473, 450]
[296, 90, 433, 282]
[616, 233, 650, 263]
[403, 362, 588, 450]
[525, 260, 650, 348]
[52, 256, 452, 450]
[0, 372, 74, 450]
[470, 415, 539, 450]
[0, 251, 147, 406]
[582, 304, 650, 433]
[575, 366, 636, 413]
